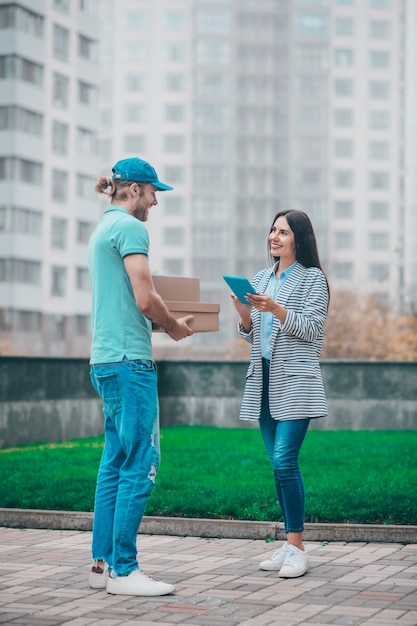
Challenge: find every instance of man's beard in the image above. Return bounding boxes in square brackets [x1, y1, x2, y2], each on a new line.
[132, 191, 149, 221]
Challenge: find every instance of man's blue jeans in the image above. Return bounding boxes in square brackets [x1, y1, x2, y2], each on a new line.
[259, 359, 310, 534]
[90, 357, 160, 576]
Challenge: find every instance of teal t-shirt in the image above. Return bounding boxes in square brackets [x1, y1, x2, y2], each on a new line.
[88, 206, 152, 364]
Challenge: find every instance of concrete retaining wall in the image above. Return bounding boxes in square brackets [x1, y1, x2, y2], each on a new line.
[0, 357, 416, 447]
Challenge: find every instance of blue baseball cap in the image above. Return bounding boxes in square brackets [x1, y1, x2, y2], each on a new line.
[111, 157, 173, 191]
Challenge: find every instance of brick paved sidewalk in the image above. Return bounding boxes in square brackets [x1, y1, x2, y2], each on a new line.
[0, 527, 416, 626]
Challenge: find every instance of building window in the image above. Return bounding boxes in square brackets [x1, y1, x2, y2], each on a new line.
[195, 134, 228, 159]
[369, 110, 390, 129]
[370, 0, 390, 7]
[334, 78, 354, 97]
[52, 169, 68, 202]
[78, 81, 98, 106]
[0, 105, 43, 136]
[334, 170, 354, 188]
[163, 228, 184, 246]
[193, 226, 227, 253]
[0, 206, 42, 235]
[370, 50, 389, 68]
[194, 197, 228, 221]
[333, 261, 353, 280]
[369, 201, 389, 219]
[77, 127, 97, 154]
[51, 266, 67, 296]
[296, 45, 328, 69]
[195, 103, 228, 127]
[335, 17, 354, 36]
[166, 11, 186, 30]
[164, 166, 184, 184]
[0, 258, 41, 284]
[124, 103, 145, 123]
[165, 134, 185, 153]
[335, 48, 354, 66]
[334, 230, 354, 249]
[370, 20, 390, 38]
[334, 139, 354, 157]
[76, 220, 94, 243]
[78, 35, 97, 61]
[0, 4, 44, 37]
[163, 197, 184, 215]
[53, 0, 70, 14]
[52, 72, 69, 108]
[125, 73, 145, 92]
[75, 314, 90, 336]
[52, 120, 68, 155]
[76, 267, 90, 291]
[334, 108, 353, 127]
[369, 171, 389, 189]
[51, 314, 66, 340]
[126, 11, 146, 30]
[79, 0, 98, 16]
[0, 157, 42, 185]
[165, 73, 185, 91]
[196, 71, 228, 97]
[124, 134, 145, 153]
[165, 42, 186, 61]
[124, 41, 146, 62]
[162, 259, 184, 275]
[196, 7, 230, 33]
[296, 13, 328, 38]
[369, 232, 389, 250]
[193, 165, 229, 192]
[165, 104, 185, 122]
[76, 174, 95, 199]
[196, 40, 229, 64]
[334, 200, 353, 218]
[0, 54, 43, 86]
[369, 141, 389, 159]
[299, 106, 327, 129]
[51, 217, 67, 249]
[53, 24, 69, 62]
[371, 79, 390, 99]
[369, 262, 388, 281]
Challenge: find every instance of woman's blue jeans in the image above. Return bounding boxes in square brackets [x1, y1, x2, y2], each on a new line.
[90, 357, 160, 576]
[259, 359, 310, 534]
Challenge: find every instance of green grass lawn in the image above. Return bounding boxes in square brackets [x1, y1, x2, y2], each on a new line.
[0, 426, 416, 525]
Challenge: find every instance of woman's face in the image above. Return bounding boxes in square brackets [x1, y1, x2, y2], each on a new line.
[269, 216, 296, 264]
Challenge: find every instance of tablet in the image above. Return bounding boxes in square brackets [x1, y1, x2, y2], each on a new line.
[222, 275, 257, 304]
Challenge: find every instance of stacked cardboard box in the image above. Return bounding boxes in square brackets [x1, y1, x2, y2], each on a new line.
[152, 275, 220, 333]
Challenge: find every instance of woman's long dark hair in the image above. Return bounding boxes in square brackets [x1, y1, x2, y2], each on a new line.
[268, 209, 330, 298]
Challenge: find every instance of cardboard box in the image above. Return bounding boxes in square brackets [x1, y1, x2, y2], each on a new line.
[152, 275, 200, 303]
[152, 275, 220, 333]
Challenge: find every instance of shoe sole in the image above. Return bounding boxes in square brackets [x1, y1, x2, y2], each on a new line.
[106, 581, 175, 596]
[279, 566, 309, 578]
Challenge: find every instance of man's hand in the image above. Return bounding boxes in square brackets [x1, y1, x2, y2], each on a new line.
[165, 315, 194, 341]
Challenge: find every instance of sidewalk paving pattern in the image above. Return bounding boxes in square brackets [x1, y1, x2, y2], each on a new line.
[0, 527, 416, 626]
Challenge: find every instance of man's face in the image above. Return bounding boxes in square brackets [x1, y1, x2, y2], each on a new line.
[132, 183, 158, 221]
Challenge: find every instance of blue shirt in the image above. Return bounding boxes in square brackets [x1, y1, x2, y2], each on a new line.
[88, 206, 152, 364]
[260, 261, 298, 360]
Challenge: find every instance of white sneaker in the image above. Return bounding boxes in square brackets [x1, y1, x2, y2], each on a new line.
[279, 545, 309, 578]
[259, 542, 289, 571]
[106, 569, 176, 596]
[89, 562, 109, 589]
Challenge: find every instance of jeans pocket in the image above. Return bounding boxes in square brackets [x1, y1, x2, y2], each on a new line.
[94, 372, 122, 414]
[130, 359, 155, 373]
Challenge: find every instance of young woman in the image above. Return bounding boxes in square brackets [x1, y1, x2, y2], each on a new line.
[231, 209, 329, 578]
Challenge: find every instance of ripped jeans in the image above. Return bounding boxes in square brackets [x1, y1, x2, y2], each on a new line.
[90, 357, 160, 576]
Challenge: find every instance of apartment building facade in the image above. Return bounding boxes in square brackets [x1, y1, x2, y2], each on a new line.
[1, 0, 416, 356]
[0, 0, 101, 355]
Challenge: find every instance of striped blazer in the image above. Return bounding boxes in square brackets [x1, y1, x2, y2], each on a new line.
[238, 262, 328, 422]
